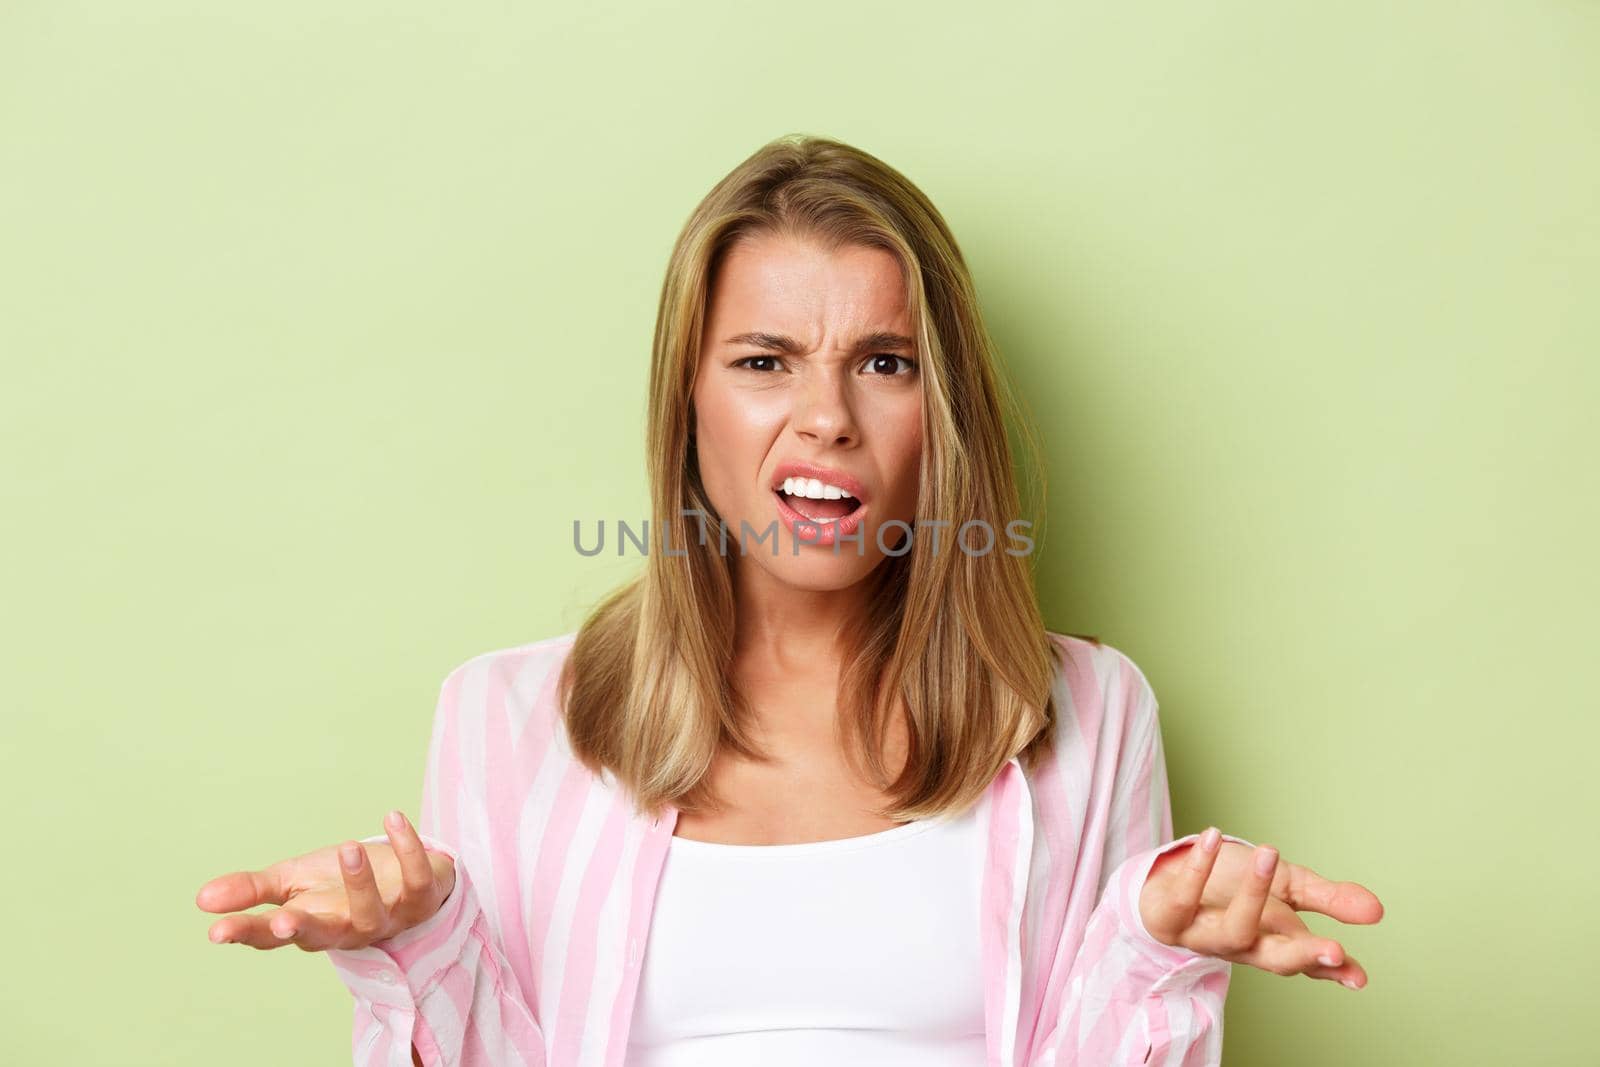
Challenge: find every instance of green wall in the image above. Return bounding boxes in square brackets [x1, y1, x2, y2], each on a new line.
[3, 3, 1593, 1063]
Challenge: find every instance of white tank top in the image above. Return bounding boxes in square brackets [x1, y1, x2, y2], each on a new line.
[623, 801, 988, 1066]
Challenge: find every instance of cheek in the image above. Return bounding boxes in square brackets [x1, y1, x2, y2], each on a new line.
[692, 387, 778, 499]
[886, 404, 924, 502]
[695, 394, 741, 457]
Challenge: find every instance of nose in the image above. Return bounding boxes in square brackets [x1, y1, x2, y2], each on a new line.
[791, 367, 858, 447]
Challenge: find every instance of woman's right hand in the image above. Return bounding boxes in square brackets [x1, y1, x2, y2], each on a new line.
[194, 809, 456, 952]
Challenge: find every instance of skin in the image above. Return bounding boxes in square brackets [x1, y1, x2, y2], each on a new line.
[691, 230, 924, 604]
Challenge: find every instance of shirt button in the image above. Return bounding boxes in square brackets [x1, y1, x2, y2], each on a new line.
[378, 971, 398, 985]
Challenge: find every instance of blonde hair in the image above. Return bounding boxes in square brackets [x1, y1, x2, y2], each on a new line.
[559, 133, 1077, 822]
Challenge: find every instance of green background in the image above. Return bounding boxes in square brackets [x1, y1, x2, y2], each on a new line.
[3, 2, 1593, 1063]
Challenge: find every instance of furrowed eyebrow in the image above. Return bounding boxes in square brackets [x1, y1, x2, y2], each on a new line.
[722, 330, 916, 355]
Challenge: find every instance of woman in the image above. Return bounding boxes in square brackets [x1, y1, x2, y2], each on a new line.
[196, 134, 1383, 1067]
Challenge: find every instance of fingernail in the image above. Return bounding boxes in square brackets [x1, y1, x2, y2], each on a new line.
[341, 843, 362, 870]
[273, 918, 296, 939]
[1200, 827, 1220, 851]
[208, 927, 226, 944]
[386, 809, 404, 829]
[1341, 978, 1360, 990]
[1254, 847, 1278, 876]
[1318, 954, 1339, 967]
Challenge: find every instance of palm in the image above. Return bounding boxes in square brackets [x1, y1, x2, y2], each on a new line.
[195, 810, 454, 953]
[281, 843, 433, 910]
[1140, 831, 1384, 990]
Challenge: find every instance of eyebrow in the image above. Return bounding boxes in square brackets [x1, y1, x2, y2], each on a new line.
[721, 330, 916, 355]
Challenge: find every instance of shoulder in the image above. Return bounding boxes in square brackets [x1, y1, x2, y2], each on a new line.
[439, 629, 579, 686]
[1042, 629, 1161, 750]
[432, 630, 581, 736]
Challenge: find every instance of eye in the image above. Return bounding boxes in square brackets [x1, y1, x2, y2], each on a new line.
[863, 353, 916, 377]
[733, 355, 784, 373]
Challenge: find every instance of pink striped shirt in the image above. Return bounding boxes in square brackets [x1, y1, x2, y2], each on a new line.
[327, 630, 1253, 1066]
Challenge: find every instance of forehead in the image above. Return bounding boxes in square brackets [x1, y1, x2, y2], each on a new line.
[706, 232, 911, 331]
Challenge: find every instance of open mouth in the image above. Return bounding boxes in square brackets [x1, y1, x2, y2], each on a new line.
[773, 485, 861, 524]
[768, 472, 870, 545]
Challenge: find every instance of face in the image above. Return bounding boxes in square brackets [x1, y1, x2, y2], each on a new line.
[691, 231, 923, 591]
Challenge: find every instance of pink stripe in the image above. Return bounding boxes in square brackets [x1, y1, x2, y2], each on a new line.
[1053, 908, 1119, 1054]
[980, 760, 1022, 1066]
[412, 1009, 443, 1066]
[1059, 637, 1110, 821]
[506, 647, 567, 1008]
[350, 1001, 376, 1064]
[387, 872, 472, 971]
[440, 961, 474, 1041]
[1145, 986, 1173, 1064]
[470, 910, 549, 1065]
[480, 652, 539, 1009]
[1082, 968, 1138, 1053]
[1058, 634, 1109, 761]
[1177, 972, 1228, 1065]
[429, 666, 466, 866]
[1030, 634, 1111, 1053]
[604, 809, 678, 1067]
[1019, 634, 1079, 1060]
[1153, 729, 1175, 843]
[460, 971, 493, 1065]
[548, 793, 629, 1066]
[1120, 656, 1159, 856]
[526, 759, 597, 1030]
[1019, 748, 1068, 1039]
[497, 978, 549, 1066]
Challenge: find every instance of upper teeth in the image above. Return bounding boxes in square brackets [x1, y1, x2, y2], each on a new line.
[782, 476, 854, 501]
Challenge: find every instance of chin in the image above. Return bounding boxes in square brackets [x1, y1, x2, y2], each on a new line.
[756, 554, 881, 592]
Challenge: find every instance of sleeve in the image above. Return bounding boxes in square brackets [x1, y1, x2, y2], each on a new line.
[1031, 659, 1256, 1067]
[323, 672, 547, 1067]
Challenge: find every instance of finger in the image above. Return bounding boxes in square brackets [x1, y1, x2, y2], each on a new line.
[1248, 926, 1350, 979]
[1257, 896, 1317, 960]
[1334, 953, 1368, 990]
[383, 810, 438, 922]
[1239, 931, 1310, 977]
[1221, 844, 1278, 951]
[1160, 827, 1222, 933]
[339, 840, 390, 943]
[1306, 951, 1369, 990]
[1279, 860, 1385, 925]
[1257, 896, 1310, 935]
[195, 867, 290, 914]
[1255, 900, 1366, 988]
[210, 906, 306, 950]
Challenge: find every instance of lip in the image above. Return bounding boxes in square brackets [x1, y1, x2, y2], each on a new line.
[769, 460, 870, 503]
[773, 490, 868, 547]
[769, 460, 871, 548]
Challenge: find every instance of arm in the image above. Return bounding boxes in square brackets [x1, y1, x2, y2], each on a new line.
[324, 672, 546, 1067]
[1032, 661, 1254, 1066]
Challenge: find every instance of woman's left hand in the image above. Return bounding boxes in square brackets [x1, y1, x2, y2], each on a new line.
[1138, 828, 1385, 990]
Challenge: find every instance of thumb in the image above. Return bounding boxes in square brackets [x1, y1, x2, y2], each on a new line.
[195, 863, 291, 914]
